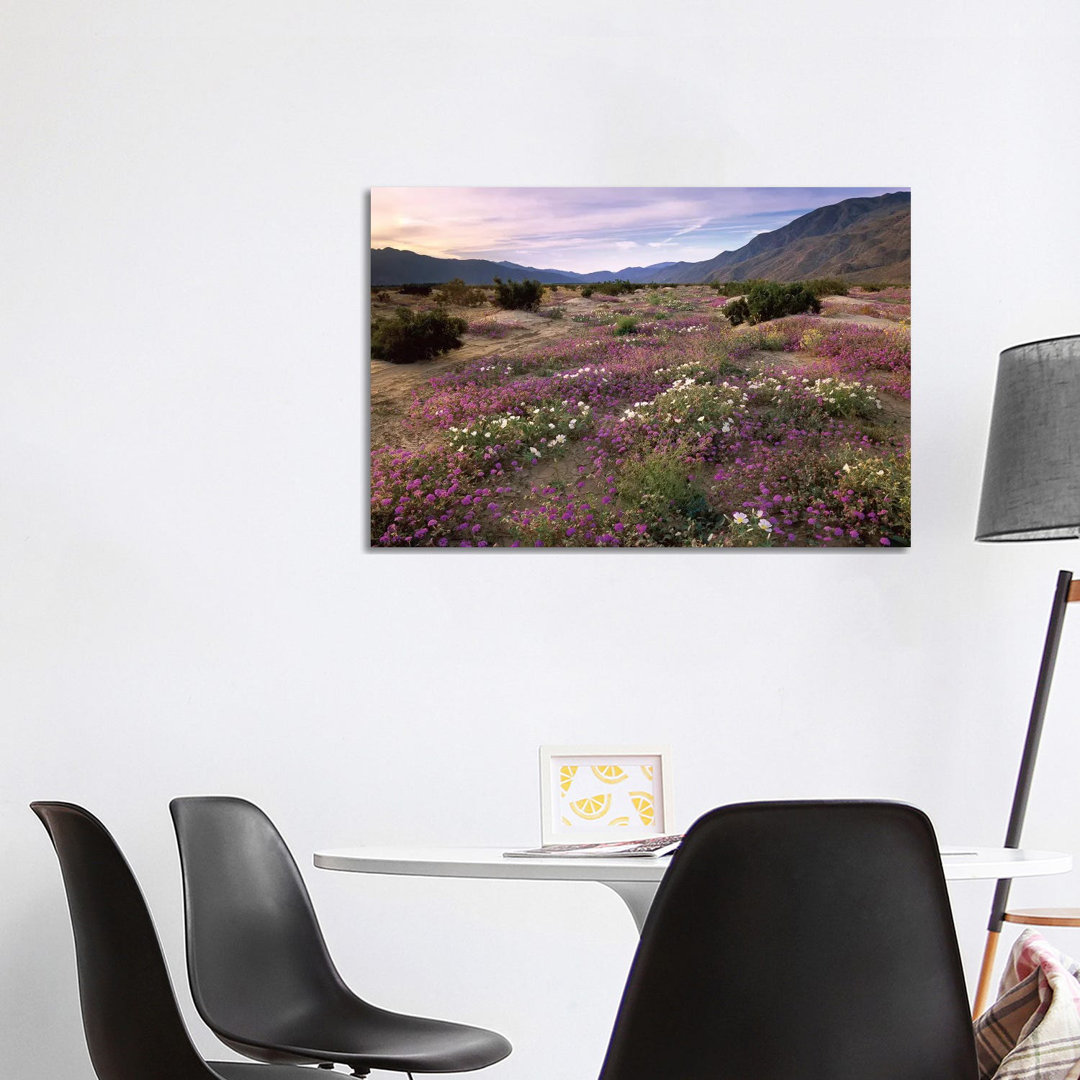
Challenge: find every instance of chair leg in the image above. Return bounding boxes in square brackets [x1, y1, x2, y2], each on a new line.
[972, 928, 1001, 1019]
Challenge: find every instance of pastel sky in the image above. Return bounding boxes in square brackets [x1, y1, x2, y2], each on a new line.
[371, 187, 909, 273]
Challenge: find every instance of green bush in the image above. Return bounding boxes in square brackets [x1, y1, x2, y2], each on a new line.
[493, 277, 543, 311]
[397, 282, 435, 296]
[371, 307, 467, 363]
[802, 278, 848, 297]
[434, 278, 487, 307]
[617, 450, 719, 545]
[724, 297, 751, 325]
[589, 279, 643, 297]
[581, 285, 595, 298]
[614, 315, 638, 336]
[725, 282, 821, 325]
[710, 279, 764, 296]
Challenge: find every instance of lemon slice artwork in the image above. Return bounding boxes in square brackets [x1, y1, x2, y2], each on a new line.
[641, 764, 654, 781]
[609, 816, 630, 827]
[630, 791, 655, 827]
[591, 764, 628, 785]
[569, 793, 612, 821]
[559, 764, 578, 794]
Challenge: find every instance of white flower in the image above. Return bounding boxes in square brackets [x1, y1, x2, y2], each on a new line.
[529, 447, 540, 458]
[758, 518, 773, 532]
[843, 464, 851, 473]
[732, 512, 749, 525]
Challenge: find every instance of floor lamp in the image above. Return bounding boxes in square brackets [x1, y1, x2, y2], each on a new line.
[972, 334, 1080, 1018]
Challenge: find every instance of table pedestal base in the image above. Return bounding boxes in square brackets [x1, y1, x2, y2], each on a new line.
[601, 881, 659, 934]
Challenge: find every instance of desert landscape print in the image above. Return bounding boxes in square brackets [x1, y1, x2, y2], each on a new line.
[370, 187, 910, 548]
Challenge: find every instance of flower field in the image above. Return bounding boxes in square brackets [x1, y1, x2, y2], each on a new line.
[370, 285, 910, 548]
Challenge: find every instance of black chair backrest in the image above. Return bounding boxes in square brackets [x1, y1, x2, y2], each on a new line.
[31, 802, 218, 1080]
[598, 801, 978, 1080]
[169, 796, 353, 1042]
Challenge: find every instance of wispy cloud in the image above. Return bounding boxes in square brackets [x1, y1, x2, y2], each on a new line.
[371, 187, 908, 273]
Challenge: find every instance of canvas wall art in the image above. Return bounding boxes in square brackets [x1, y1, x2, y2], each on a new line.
[370, 187, 910, 548]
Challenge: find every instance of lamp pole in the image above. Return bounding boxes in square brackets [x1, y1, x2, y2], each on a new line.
[971, 570, 1077, 1017]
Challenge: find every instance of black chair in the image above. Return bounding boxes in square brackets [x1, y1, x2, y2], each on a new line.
[31, 801, 317, 1080]
[597, 800, 979, 1080]
[169, 796, 511, 1078]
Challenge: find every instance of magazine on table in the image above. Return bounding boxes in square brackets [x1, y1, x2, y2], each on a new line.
[504, 834, 683, 859]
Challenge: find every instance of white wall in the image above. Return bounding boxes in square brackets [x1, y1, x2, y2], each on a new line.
[5, 2, 1080, 1076]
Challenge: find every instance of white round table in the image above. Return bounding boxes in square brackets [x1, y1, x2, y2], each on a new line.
[314, 845, 1073, 933]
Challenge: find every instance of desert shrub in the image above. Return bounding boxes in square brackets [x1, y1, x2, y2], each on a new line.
[857, 282, 884, 292]
[493, 277, 543, 311]
[589, 279, 643, 297]
[543, 306, 566, 320]
[803, 278, 848, 297]
[434, 278, 487, 307]
[749, 372, 882, 423]
[580, 285, 595, 297]
[633, 379, 746, 433]
[374, 290, 391, 302]
[447, 400, 592, 463]
[614, 315, 639, 336]
[725, 282, 821, 325]
[371, 307, 467, 364]
[724, 297, 751, 325]
[732, 325, 790, 351]
[619, 452, 701, 512]
[397, 282, 435, 296]
[710, 279, 764, 297]
[616, 450, 719, 545]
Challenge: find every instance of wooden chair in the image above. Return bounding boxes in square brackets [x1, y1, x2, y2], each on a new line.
[1003, 909, 1080, 929]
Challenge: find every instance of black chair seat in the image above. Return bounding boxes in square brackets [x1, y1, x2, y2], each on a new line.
[217, 1001, 511, 1073]
[208, 1067, 323, 1080]
[171, 796, 510, 1075]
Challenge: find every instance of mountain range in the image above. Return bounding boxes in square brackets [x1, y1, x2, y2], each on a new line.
[370, 190, 909, 286]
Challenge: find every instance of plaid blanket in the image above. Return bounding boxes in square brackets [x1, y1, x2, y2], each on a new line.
[975, 929, 1080, 1079]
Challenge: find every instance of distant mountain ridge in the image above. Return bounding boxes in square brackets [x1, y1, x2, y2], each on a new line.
[371, 191, 909, 286]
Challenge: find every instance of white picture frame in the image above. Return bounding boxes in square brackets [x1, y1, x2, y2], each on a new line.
[539, 745, 673, 845]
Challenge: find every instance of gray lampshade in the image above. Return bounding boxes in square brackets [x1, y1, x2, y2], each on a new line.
[976, 334, 1080, 541]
